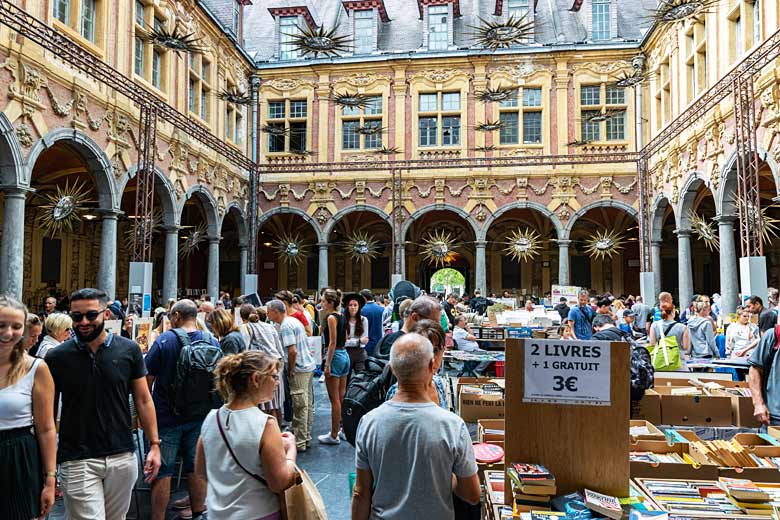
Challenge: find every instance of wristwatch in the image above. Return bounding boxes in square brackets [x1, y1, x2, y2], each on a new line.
[149, 439, 161, 446]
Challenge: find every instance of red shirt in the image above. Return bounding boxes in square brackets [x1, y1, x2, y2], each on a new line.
[291, 309, 309, 328]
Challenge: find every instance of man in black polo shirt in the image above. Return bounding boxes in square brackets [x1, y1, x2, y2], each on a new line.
[747, 295, 779, 335]
[46, 288, 161, 519]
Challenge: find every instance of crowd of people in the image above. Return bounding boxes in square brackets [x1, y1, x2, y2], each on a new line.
[6, 282, 780, 519]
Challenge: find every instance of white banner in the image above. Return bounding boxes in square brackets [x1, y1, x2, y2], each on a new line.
[523, 339, 611, 406]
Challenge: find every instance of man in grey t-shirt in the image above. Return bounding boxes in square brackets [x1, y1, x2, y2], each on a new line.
[352, 333, 480, 520]
[749, 327, 780, 426]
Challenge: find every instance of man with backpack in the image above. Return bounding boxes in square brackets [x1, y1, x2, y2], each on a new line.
[568, 290, 595, 340]
[749, 325, 780, 427]
[145, 299, 222, 520]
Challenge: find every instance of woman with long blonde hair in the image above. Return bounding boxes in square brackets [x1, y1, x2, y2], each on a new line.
[0, 295, 57, 519]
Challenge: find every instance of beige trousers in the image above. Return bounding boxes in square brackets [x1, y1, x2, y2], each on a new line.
[289, 371, 314, 449]
[60, 451, 137, 520]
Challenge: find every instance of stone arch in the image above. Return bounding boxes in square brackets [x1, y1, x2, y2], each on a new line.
[221, 201, 248, 245]
[180, 185, 220, 236]
[24, 127, 117, 210]
[401, 203, 480, 243]
[118, 165, 178, 226]
[650, 195, 674, 242]
[323, 205, 391, 237]
[717, 146, 780, 217]
[563, 200, 639, 240]
[478, 201, 564, 241]
[0, 113, 25, 186]
[257, 206, 324, 243]
[677, 173, 716, 229]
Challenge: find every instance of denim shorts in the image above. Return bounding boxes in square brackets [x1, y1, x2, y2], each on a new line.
[329, 349, 350, 377]
[157, 420, 203, 479]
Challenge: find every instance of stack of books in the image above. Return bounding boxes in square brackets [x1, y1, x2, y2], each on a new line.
[507, 463, 557, 514]
[718, 477, 774, 515]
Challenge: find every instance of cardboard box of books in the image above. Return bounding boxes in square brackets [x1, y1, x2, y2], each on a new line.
[630, 439, 718, 480]
[654, 386, 733, 426]
[478, 419, 505, 448]
[457, 378, 504, 422]
[630, 420, 665, 441]
[713, 388, 760, 428]
[685, 436, 780, 483]
[632, 389, 662, 425]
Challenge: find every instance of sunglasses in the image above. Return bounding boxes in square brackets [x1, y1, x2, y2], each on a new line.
[70, 309, 105, 322]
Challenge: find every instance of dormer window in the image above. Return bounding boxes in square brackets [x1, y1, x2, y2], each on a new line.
[428, 5, 449, 50]
[506, 0, 529, 19]
[342, 1, 388, 54]
[591, 0, 610, 40]
[268, 4, 319, 61]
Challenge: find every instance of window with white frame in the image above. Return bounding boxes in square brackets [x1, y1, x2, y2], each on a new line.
[267, 99, 307, 153]
[498, 87, 542, 145]
[279, 16, 300, 61]
[754, 0, 762, 45]
[188, 54, 212, 122]
[342, 96, 382, 150]
[428, 5, 449, 51]
[418, 92, 461, 147]
[53, 0, 103, 43]
[134, 2, 169, 91]
[654, 57, 671, 130]
[685, 21, 706, 101]
[580, 84, 626, 141]
[353, 10, 375, 54]
[507, 0, 529, 19]
[232, 0, 240, 36]
[225, 80, 243, 145]
[54, 0, 70, 25]
[591, 0, 610, 40]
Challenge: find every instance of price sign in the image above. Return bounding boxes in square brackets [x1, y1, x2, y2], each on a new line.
[523, 339, 611, 406]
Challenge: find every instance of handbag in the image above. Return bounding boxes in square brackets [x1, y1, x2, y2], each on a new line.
[215, 410, 328, 520]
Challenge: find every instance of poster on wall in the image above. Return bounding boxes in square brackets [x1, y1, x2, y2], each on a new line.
[551, 285, 581, 305]
[133, 317, 153, 353]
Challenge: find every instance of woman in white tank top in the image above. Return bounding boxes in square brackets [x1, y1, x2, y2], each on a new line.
[196, 350, 298, 520]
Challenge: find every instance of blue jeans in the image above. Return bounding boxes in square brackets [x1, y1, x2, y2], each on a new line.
[157, 420, 203, 479]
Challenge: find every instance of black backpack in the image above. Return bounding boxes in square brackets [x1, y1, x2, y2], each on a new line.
[341, 356, 396, 446]
[625, 333, 654, 401]
[171, 328, 224, 420]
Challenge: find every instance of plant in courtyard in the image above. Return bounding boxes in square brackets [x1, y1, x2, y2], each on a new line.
[36, 180, 94, 237]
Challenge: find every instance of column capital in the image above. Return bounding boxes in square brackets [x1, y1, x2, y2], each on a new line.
[556, 239, 572, 247]
[160, 224, 181, 233]
[674, 228, 693, 238]
[0, 184, 34, 197]
[714, 214, 738, 224]
[651, 239, 664, 247]
[207, 235, 221, 244]
[95, 208, 123, 220]
[475, 240, 488, 248]
[317, 242, 329, 250]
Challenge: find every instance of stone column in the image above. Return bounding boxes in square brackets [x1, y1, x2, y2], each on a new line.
[97, 209, 121, 300]
[651, 240, 663, 302]
[557, 239, 571, 286]
[0, 187, 30, 299]
[717, 215, 740, 315]
[318, 242, 328, 292]
[398, 243, 406, 278]
[475, 240, 487, 293]
[675, 229, 694, 310]
[207, 236, 220, 302]
[162, 226, 179, 303]
[239, 244, 248, 294]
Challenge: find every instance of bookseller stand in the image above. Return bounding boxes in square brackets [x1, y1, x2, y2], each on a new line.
[503, 338, 631, 503]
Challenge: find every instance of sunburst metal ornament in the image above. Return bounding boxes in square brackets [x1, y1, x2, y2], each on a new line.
[470, 15, 535, 49]
[585, 109, 623, 123]
[124, 208, 163, 245]
[274, 234, 309, 266]
[37, 180, 94, 237]
[567, 139, 593, 147]
[345, 231, 379, 264]
[475, 121, 504, 132]
[502, 229, 542, 262]
[584, 230, 625, 260]
[649, 0, 719, 24]
[287, 24, 351, 58]
[476, 86, 517, 103]
[179, 223, 208, 258]
[613, 70, 646, 88]
[217, 88, 251, 106]
[355, 123, 385, 136]
[261, 124, 290, 136]
[736, 199, 780, 243]
[331, 91, 371, 110]
[140, 26, 203, 55]
[691, 213, 719, 251]
[421, 230, 457, 267]
[375, 146, 401, 155]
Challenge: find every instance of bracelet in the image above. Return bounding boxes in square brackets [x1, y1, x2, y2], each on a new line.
[45, 471, 57, 478]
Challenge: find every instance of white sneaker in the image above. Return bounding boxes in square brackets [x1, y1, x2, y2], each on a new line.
[318, 374, 325, 383]
[318, 433, 340, 445]
[338, 429, 347, 441]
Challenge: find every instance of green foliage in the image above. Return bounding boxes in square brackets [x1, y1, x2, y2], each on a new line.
[431, 268, 465, 288]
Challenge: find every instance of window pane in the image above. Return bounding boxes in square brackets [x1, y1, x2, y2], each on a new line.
[523, 88, 542, 107]
[428, 5, 449, 50]
[189, 53, 196, 71]
[268, 101, 285, 119]
[342, 121, 360, 150]
[754, 0, 762, 44]
[354, 10, 374, 54]
[225, 109, 232, 139]
[419, 117, 438, 146]
[54, 0, 70, 25]
[508, 0, 529, 19]
[442, 92, 460, 111]
[364, 129, 381, 149]
[499, 112, 519, 144]
[134, 37, 144, 76]
[580, 86, 601, 105]
[279, 16, 300, 60]
[499, 91, 519, 108]
[200, 89, 207, 119]
[235, 113, 243, 143]
[606, 86, 625, 105]
[188, 79, 195, 112]
[523, 111, 542, 144]
[442, 116, 460, 145]
[342, 105, 360, 117]
[289, 122, 306, 152]
[268, 124, 285, 152]
[581, 111, 601, 141]
[152, 50, 161, 89]
[81, 0, 95, 41]
[289, 100, 307, 118]
[233, 0, 240, 34]
[365, 96, 382, 115]
[135, 0, 145, 26]
[606, 110, 625, 140]
[153, 16, 162, 31]
[419, 93, 438, 112]
[592, 0, 610, 40]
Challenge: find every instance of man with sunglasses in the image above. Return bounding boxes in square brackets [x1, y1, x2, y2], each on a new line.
[45, 288, 161, 519]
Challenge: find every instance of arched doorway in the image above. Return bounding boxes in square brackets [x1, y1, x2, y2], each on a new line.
[430, 267, 465, 296]
[220, 206, 248, 297]
[327, 209, 393, 293]
[679, 178, 720, 298]
[178, 190, 218, 300]
[651, 197, 678, 302]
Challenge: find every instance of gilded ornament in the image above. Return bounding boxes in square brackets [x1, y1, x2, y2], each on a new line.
[274, 234, 309, 266]
[36, 181, 94, 237]
[345, 231, 379, 263]
[502, 228, 542, 262]
[421, 230, 457, 267]
[690, 213, 719, 251]
[470, 15, 534, 50]
[584, 230, 625, 260]
[179, 224, 208, 258]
